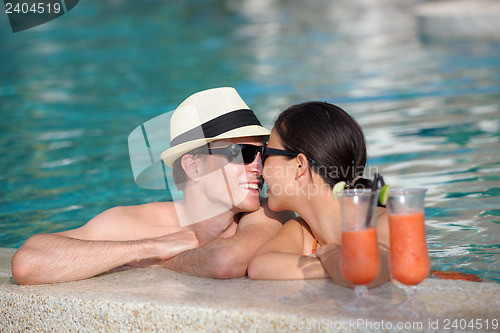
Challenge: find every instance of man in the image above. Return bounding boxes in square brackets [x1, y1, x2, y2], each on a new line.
[11, 87, 294, 285]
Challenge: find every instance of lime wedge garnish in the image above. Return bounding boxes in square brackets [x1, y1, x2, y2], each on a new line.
[379, 184, 390, 205]
[332, 181, 346, 200]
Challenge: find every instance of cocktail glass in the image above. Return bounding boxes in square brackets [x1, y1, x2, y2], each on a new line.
[339, 189, 381, 310]
[386, 188, 430, 311]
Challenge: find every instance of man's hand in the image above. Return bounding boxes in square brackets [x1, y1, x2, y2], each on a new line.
[153, 229, 200, 260]
[128, 230, 200, 267]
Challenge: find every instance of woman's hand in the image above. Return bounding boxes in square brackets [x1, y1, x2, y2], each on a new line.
[315, 243, 390, 288]
[315, 243, 353, 287]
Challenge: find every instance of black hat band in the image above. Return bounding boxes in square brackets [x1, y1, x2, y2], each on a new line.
[170, 109, 263, 148]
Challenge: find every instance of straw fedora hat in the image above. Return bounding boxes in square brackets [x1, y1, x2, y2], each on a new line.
[161, 87, 271, 167]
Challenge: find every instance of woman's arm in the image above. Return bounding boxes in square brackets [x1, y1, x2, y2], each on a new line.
[247, 219, 329, 280]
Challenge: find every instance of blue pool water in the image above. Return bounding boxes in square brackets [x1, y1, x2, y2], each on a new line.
[1, 1, 499, 282]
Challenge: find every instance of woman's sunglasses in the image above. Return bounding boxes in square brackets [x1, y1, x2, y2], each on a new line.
[198, 143, 317, 166]
[261, 147, 303, 164]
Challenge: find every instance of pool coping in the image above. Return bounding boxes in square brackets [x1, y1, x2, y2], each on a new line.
[1, 248, 499, 332]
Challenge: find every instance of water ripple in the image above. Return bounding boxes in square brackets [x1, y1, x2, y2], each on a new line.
[1, 0, 499, 282]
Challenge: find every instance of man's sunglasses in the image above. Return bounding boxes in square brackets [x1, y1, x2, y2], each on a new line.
[197, 144, 264, 164]
[198, 143, 317, 166]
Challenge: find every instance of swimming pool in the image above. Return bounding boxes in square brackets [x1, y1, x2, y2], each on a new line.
[1, 0, 499, 282]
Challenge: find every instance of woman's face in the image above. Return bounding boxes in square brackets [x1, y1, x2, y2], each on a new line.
[262, 129, 296, 211]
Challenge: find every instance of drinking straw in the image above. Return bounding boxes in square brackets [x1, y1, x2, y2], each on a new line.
[379, 175, 385, 187]
[371, 173, 379, 192]
[365, 173, 379, 228]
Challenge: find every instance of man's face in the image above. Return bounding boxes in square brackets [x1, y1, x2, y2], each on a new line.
[196, 136, 264, 213]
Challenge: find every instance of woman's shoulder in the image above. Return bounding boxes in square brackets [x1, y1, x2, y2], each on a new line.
[282, 217, 317, 255]
[292, 217, 314, 237]
[277, 217, 308, 240]
[283, 216, 307, 229]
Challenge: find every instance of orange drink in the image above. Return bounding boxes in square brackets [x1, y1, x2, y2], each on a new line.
[338, 188, 380, 308]
[387, 187, 430, 314]
[389, 212, 430, 285]
[341, 227, 380, 285]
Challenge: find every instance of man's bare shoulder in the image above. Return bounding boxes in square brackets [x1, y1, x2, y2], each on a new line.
[94, 201, 176, 224]
[58, 201, 180, 241]
[116, 201, 176, 219]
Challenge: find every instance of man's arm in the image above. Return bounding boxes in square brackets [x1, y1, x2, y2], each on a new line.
[162, 199, 295, 278]
[11, 206, 199, 285]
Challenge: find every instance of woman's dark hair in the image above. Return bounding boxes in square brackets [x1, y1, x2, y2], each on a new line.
[274, 101, 372, 189]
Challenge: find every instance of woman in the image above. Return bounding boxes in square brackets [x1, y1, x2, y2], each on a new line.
[248, 101, 390, 287]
